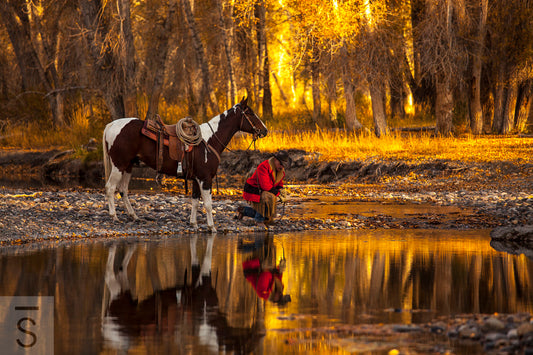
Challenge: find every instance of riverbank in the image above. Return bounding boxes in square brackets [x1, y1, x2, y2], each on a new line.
[0, 148, 532, 245]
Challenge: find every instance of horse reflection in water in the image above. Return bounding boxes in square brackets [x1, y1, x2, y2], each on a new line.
[101, 236, 264, 353]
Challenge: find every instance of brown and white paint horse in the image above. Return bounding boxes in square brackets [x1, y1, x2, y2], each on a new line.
[102, 97, 267, 232]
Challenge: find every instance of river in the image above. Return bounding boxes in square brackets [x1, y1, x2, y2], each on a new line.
[0, 227, 531, 354]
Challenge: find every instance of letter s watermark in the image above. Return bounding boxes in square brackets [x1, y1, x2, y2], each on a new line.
[16, 317, 37, 348]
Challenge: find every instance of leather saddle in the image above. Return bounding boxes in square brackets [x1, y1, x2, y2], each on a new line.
[141, 117, 185, 161]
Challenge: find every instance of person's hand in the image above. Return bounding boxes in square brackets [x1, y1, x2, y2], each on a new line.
[278, 189, 288, 202]
[269, 187, 280, 195]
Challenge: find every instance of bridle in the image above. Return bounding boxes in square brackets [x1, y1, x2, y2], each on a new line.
[235, 104, 266, 139]
[207, 104, 265, 154]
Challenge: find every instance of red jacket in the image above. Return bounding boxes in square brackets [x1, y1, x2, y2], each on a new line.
[242, 258, 282, 300]
[243, 158, 285, 203]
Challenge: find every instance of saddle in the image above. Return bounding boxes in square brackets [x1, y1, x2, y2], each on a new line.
[141, 116, 188, 161]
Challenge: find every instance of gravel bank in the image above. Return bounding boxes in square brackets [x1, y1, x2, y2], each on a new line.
[0, 182, 531, 245]
[0, 148, 532, 245]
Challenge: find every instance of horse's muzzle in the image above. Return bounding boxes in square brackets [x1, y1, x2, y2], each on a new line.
[257, 128, 268, 138]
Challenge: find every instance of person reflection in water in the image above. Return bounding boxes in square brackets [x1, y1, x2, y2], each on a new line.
[241, 235, 291, 305]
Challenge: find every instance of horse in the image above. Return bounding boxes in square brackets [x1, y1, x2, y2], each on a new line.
[102, 97, 268, 232]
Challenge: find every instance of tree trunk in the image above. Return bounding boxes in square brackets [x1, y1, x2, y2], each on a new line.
[326, 72, 338, 123]
[78, 0, 126, 119]
[343, 79, 362, 131]
[311, 42, 321, 123]
[482, 92, 494, 134]
[48, 93, 65, 127]
[255, 0, 272, 119]
[0, 1, 69, 126]
[469, 0, 488, 135]
[217, 0, 236, 106]
[502, 83, 517, 134]
[262, 51, 273, 119]
[493, 71, 505, 133]
[369, 82, 388, 137]
[514, 79, 532, 132]
[0, 1, 42, 91]
[180, 0, 218, 117]
[117, 0, 138, 118]
[145, 0, 176, 121]
[389, 82, 406, 121]
[340, 45, 362, 131]
[408, 0, 436, 113]
[435, 78, 453, 135]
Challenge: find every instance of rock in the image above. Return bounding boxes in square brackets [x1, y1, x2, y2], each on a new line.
[508, 329, 519, 339]
[491, 225, 533, 240]
[392, 325, 422, 333]
[517, 323, 533, 337]
[482, 317, 506, 332]
[458, 325, 481, 340]
[485, 332, 507, 342]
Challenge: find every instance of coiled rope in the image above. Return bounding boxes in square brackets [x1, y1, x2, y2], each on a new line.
[176, 117, 203, 146]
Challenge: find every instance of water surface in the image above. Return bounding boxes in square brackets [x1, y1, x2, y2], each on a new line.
[1, 229, 531, 354]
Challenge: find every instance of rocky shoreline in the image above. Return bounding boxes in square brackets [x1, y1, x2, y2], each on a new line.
[0, 148, 532, 245]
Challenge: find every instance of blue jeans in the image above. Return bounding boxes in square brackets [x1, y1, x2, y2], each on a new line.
[242, 206, 265, 223]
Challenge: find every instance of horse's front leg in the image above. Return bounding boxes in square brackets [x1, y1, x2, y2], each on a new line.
[190, 180, 201, 231]
[199, 181, 217, 233]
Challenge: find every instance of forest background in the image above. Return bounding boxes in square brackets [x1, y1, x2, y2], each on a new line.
[0, 0, 532, 153]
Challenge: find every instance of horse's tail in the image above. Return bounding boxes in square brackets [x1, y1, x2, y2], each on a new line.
[102, 125, 112, 183]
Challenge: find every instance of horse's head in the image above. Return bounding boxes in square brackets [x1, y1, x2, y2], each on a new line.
[236, 97, 268, 139]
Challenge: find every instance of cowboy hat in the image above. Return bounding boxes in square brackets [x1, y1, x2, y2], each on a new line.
[273, 150, 290, 167]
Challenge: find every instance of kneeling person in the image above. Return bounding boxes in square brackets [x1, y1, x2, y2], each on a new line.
[239, 150, 289, 225]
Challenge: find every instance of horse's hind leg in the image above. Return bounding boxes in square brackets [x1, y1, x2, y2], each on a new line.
[118, 172, 138, 220]
[105, 167, 122, 221]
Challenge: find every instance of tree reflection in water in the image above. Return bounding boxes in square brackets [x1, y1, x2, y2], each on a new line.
[0, 229, 531, 354]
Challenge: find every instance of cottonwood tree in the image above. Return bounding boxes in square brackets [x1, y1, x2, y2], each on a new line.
[468, 0, 488, 135]
[414, 0, 470, 136]
[355, 1, 405, 137]
[284, 0, 369, 131]
[406, 0, 435, 116]
[217, 0, 237, 107]
[0, 0, 77, 126]
[180, 0, 219, 118]
[486, 0, 533, 134]
[78, 0, 137, 120]
[138, 0, 177, 121]
[255, 0, 273, 119]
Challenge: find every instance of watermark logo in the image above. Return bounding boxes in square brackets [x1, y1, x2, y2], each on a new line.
[0, 297, 54, 354]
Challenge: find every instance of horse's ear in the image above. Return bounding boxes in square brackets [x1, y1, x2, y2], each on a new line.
[240, 96, 248, 107]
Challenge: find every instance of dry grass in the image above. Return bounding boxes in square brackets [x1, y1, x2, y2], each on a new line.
[0, 108, 105, 151]
[229, 129, 533, 163]
[1, 110, 531, 165]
